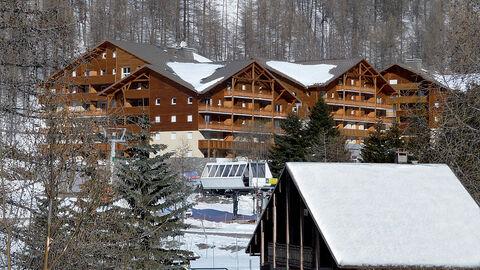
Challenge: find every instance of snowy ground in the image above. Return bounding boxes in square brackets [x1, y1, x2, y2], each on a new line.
[180, 193, 260, 270]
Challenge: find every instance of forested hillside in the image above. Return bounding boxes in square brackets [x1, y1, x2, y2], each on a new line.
[64, 0, 475, 71]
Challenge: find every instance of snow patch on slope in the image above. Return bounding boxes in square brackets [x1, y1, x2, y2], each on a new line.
[167, 62, 223, 92]
[433, 73, 480, 92]
[266, 61, 337, 86]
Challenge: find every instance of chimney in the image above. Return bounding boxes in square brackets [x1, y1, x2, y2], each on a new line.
[167, 43, 195, 62]
[405, 58, 422, 71]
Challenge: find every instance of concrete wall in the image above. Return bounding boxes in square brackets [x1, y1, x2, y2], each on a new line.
[151, 130, 205, 157]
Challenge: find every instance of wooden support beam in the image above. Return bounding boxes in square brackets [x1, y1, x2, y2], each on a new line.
[273, 193, 277, 269]
[261, 219, 265, 266]
[315, 229, 320, 270]
[300, 204, 304, 270]
[286, 180, 290, 270]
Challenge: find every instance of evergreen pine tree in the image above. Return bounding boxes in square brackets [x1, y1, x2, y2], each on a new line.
[268, 112, 308, 177]
[361, 122, 405, 163]
[305, 98, 349, 162]
[306, 98, 339, 139]
[114, 117, 193, 268]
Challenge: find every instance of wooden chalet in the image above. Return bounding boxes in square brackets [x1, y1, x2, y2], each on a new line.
[247, 163, 480, 270]
[42, 40, 403, 158]
[259, 59, 397, 144]
[381, 63, 447, 128]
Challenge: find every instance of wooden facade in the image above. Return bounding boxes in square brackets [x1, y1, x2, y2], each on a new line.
[43, 40, 404, 158]
[266, 59, 397, 144]
[381, 64, 447, 129]
[247, 171, 338, 270]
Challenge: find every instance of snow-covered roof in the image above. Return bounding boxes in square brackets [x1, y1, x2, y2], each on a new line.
[286, 163, 480, 268]
[166, 62, 224, 92]
[193, 52, 213, 63]
[266, 61, 337, 87]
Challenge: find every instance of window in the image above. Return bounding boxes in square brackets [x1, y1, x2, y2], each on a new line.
[218, 99, 222, 106]
[205, 115, 211, 123]
[155, 116, 161, 123]
[435, 102, 440, 108]
[434, 116, 439, 122]
[155, 98, 161, 105]
[351, 95, 355, 100]
[171, 98, 176, 105]
[121, 67, 131, 78]
[84, 70, 89, 76]
[112, 50, 117, 58]
[389, 79, 398, 85]
[350, 79, 354, 86]
[187, 115, 193, 122]
[307, 91, 311, 96]
[51, 88, 56, 93]
[155, 133, 161, 140]
[292, 107, 298, 112]
[72, 71, 76, 77]
[187, 132, 193, 139]
[171, 115, 176, 122]
[187, 150, 193, 157]
[171, 132, 176, 140]
[112, 68, 116, 75]
[293, 91, 297, 96]
[331, 92, 335, 98]
[242, 84, 246, 90]
[242, 102, 246, 108]
[242, 119, 246, 125]
[376, 97, 382, 104]
[100, 69, 106, 76]
[275, 104, 282, 112]
[137, 83, 141, 90]
[351, 110, 355, 115]
[188, 97, 193, 104]
[102, 52, 107, 59]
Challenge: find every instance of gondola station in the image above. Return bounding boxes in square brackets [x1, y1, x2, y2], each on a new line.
[247, 163, 480, 270]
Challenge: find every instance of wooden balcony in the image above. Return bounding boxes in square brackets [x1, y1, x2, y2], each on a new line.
[336, 85, 376, 94]
[333, 113, 393, 124]
[108, 106, 149, 115]
[325, 98, 393, 110]
[340, 128, 371, 137]
[60, 92, 107, 102]
[199, 122, 283, 133]
[198, 105, 288, 118]
[225, 89, 273, 100]
[391, 83, 421, 91]
[124, 90, 150, 99]
[387, 95, 428, 104]
[59, 74, 117, 85]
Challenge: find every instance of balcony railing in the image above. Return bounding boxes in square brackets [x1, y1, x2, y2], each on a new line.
[199, 122, 283, 133]
[332, 113, 394, 124]
[336, 85, 376, 93]
[199, 105, 288, 118]
[225, 89, 273, 100]
[340, 128, 371, 137]
[325, 98, 393, 110]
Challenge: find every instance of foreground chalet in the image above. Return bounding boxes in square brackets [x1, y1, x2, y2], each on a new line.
[43, 40, 400, 158]
[247, 163, 480, 269]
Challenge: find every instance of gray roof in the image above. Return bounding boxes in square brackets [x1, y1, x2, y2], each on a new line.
[381, 63, 448, 89]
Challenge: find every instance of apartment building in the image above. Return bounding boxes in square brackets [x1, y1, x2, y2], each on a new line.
[43, 40, 398, 158]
